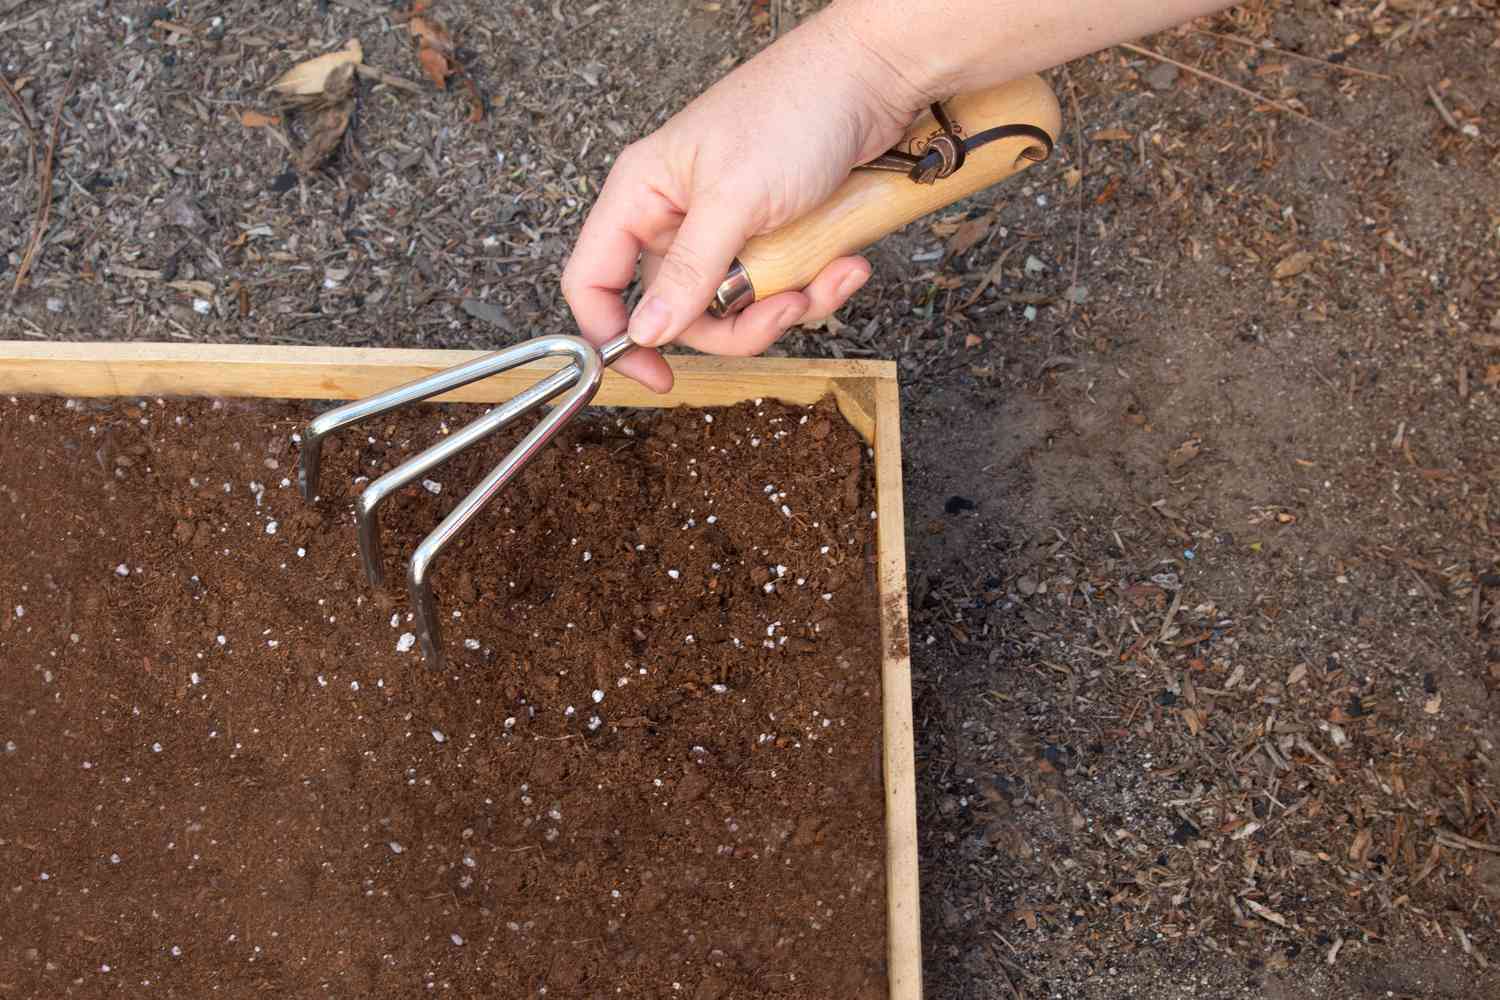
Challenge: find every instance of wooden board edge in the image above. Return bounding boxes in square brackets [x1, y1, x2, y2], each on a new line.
[873, 377, 922, 1000]
[0, 341, 896, 411]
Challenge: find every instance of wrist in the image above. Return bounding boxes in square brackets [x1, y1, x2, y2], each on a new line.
[818, 1, 960, 108]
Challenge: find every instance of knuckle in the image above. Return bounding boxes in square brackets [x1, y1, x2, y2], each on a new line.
[660, 242, 709, 291]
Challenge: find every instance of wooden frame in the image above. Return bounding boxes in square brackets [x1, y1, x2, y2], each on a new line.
[0, 341, 921, 999]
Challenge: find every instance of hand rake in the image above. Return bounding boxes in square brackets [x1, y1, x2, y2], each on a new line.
[296, 75, 1060, 669]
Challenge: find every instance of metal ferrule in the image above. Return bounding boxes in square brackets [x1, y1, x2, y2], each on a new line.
[708, 260, 755, 319]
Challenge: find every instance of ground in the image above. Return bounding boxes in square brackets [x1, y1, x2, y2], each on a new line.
[2, 0, 1499, 997]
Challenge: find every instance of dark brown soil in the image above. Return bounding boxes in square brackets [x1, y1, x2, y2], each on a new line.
[0, 392, 888, 999]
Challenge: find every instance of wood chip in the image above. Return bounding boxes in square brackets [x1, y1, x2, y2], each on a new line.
[1092, 127, 1133, 141]
[240, 110, 281, 128]
[1274, 250, 1315, 280]
[1241, 897, 1288, 928]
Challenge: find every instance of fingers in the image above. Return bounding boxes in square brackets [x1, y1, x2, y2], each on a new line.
[626, 197, 757, 349]
[560, 148, 684, 394]
[670, 255, 872, 356]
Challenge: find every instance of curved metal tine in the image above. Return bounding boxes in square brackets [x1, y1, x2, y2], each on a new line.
[355, 341, 594, 588]
[298, 350, 516, 503]
[408, 336, 605, 669]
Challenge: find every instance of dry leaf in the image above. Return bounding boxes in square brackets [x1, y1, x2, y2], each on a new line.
[1182, 707, 1202, 735]
[1485, 365, 1500, 389]
[417, 45, 451, 88]
[268, 38, 363, 97]
[1092, 127, 1133, 141]
[1274, 250, 1315, 280]
[1062, 167, 1082, 190]
[461, 74, 484, 122]
[409, 14, 455, 55]
[1166, 438, 1201, 469]
[964, 333, 983, 350]
[240, 110, 281, 128]
[946, 214, 993, 257]
[294, 62, 356, 173]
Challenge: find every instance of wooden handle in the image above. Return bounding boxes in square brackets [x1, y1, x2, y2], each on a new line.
[712, 74, 1061, 314]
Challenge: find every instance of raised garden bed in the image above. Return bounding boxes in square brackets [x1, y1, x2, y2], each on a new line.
[0, 342, 918, 999]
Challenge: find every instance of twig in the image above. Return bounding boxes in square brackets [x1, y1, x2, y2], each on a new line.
[1436, 831, 1500, 854]
[1426, 84, 1462, 133]
[1118, 42, 1341, 137]
[353, 63, 425, 95]
[0, 73, 36, 172]
[1188, 27, 1393, 81]
[1062, 66, 1085, 318]
[12, 60, 81, 299]
[0, 0, 37, 18]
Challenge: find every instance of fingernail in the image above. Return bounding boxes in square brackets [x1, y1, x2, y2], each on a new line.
[778, 303, 806, 330]
[629, 296, 671, 346]
[836, 270, 870, 300]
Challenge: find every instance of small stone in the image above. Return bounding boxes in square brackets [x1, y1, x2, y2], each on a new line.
[1145, 62, 1179, 90]
[46, 297, 65, 314]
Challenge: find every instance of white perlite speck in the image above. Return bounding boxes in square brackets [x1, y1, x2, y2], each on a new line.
[115, 564, 130, 577]
[151, 742, 163, 753]
[431, 729, 446, 743]
[390, 613, 400, 628]
[265, 521, 278, 535]
[667, 569, 680, 580]
[422, 480, 442, 495]
[110, 853, 121, 864]
[591, 689, 604, 703]
[171, 945, 182, 957]
[463, 638, 480, 650]
[13, 605, 22, 618]
[388, 841, 404, 854]
[450, 933, 464, 946]
[396, 632, 417, 653]
[588, 716, 602, 731]
[190, 672, 201, 685]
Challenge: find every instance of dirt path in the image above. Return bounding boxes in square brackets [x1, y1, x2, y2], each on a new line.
[3, 1, 1498, 997]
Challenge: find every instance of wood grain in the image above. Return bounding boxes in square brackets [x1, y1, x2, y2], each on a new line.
[736, 73, 1061, 303]
[873, 377, 921, 1000]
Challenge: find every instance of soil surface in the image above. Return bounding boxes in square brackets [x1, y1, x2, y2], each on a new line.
[3, 0, 1500, 998]
[0, 394, 888, 998]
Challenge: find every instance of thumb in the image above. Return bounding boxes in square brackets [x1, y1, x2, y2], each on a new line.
[627, 204, 752, 348]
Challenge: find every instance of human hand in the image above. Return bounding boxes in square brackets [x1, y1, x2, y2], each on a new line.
[560, 6, 931, 392]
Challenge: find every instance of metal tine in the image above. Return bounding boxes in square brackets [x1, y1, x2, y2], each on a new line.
[354, 339, 595, 588]
[299, 349, 532, 503]
[408, 336, 604, 668]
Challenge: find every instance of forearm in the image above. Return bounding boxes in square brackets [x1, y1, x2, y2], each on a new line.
[822, 0, 1236, 108]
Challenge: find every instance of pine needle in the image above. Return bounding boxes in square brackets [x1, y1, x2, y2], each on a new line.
[1189, 28, 1393, 82]
[1118, 41, 1341, 137]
